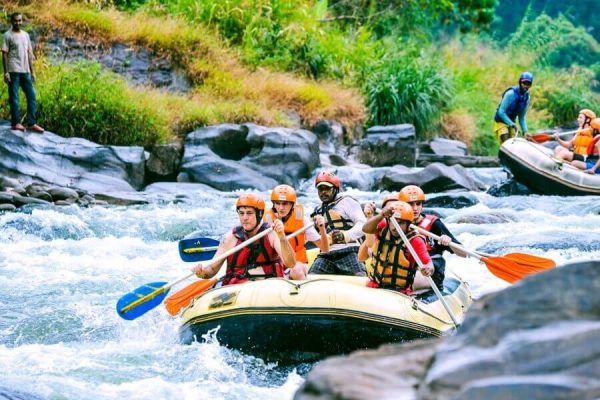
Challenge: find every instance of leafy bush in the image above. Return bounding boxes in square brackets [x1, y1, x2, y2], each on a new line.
[365, 58, 452, 137]
[509, 14, 600, 69]
[537, 68, 600, 126]
[35, 61, 169, 146]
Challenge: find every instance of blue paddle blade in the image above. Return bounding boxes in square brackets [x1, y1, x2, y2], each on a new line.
[116, 281, 170, 320]
[178, 237, 220, 262]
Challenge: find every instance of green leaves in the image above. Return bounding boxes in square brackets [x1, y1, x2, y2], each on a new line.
[365, 58, 452, 137]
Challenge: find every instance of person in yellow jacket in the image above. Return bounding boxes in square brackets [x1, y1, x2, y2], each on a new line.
[554, 109, 596, 162]
[264, 184, 327, 279]
[572, 118, 600, 174]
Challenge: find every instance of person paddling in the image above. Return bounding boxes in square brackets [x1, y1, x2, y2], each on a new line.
[191, 193, 300, 285]
[553, 109, 596, 163]
[310, 170, 366, 276]
[264, 184, 327, 279]
[399, 185, 467, 291]
[493, 72, 533, 143]
[362, 201, 434, 294]
[572, 118, 600, 174]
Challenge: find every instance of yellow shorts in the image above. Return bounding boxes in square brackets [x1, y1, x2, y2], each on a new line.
[493, 121, 517, 143]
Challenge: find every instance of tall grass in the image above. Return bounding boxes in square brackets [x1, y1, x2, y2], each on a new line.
[365, 57, 452, 137]
[35, 61, 169, 146]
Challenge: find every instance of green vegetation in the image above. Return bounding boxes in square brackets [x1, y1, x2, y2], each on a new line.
[35, 61, 168, 146]
[3, 0, 599, 156]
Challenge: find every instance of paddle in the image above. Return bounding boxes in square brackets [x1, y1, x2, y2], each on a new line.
[530, 128, 588, 144]
[410, 225, 556, 283]
[164, 222, 317, 316]
[178, 237, 220, 262]
[116, 227, 273, 320]
[389, 218, 459, 327]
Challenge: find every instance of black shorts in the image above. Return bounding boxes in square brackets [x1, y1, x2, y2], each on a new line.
[573, 153, 585, 162]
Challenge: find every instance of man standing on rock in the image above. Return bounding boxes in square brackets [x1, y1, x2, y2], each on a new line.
[310, 170, 366, 276]
[2, 12, 43, 133]
[493, 72, 532, 143]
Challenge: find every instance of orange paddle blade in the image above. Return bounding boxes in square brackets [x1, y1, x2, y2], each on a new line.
[501, 252, 556, 269]
[164, 278, 218, 316]
[482, 255, 555, 284]
[530, 133, 553, 143]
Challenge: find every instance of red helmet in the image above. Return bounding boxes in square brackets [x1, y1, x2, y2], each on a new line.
[236, 193, 265, 211]
[381, 193, 399, 208]
[315, 170, 341, 189]
[391, 201, 414, 222]
[398, 185, 425, 202]
[271, 184, 297, 203]
[580, 109, 597, 126]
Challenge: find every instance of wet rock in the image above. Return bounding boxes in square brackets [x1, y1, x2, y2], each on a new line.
[29, 190, 53, 202]
[334, 163, 485, 193]
[425, 193, 479, 209]
[0, 176, 21, 191]
[295, 260, 600, 400]
[0, 191, 14, 203]
[487, 178, 532, 196]
[449, 211, 516, 224]
[146, 142, 183, 183]
[0, 386, 44, 400]
[179, 124, 319, 191]
[312, 119, 346, 145]
[54, 200, 74, 206]
[0, 121, 145, 193]
[0, 203, 16, 212]
[48, 186, 80, 201]
[358, 124, 416, 167]
[428, 138, 468, 156]
[381, 163, 486, 193]
[12, 194, 51, 206]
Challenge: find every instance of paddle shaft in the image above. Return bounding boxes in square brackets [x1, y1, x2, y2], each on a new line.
[410, 224, 482, 260]
[119, 227, 274, 315]
[533, 128, 590, 143]
[390, 218, 459, 327]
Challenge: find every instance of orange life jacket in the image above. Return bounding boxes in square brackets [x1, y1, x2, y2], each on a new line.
[224, 223, 284, 285]
[264, 204, 308, 263]
[573, 129, 593, 156]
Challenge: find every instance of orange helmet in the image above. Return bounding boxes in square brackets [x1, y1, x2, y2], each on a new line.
[381, 193, 399, 208]
[391, 201, 414, 222]
[271, 184, 296, 203]
[398, 185, 425, 203]
[315, 170, 341, 189]
[580, 109, 597, 126]
[236, 193, 265, 211]
[591, 118, 600, 132]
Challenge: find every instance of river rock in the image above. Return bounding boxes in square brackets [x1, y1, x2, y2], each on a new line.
[179, 123, 320, 191]
[0, 386, 44, 400]
[381, 163, 486, 192]
[0, 191, 14, 203]
[0, 122, 145, 193]
[357, 124, 416, 167]
[487, 178, 532, 196]
[425, 193, 479, 209]
[48, 186, 80, 201]
[0, 203, 16, 212]
[11, 194, 51, 206]
[146, 142, 183, 183]
[295, 260, 600, 400]
[334, 163, 485, 193]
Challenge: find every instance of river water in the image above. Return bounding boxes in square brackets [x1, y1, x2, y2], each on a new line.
[1, 169, 599, 399]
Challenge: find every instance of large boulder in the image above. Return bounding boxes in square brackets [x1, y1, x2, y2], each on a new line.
[0, 122, 145, 193]
[357, 124, 416, 167]
[295, 260, 600, 400]
[334, 163, 485, 193]
[179, 124, 320, 191]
